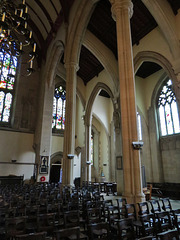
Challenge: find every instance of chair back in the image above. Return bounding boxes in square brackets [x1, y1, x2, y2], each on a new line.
[88, 222, 110, 240]
[139, 213, 156, 237]
[54, 226, 80, 240]
[157, 229, 179, 240]
[138, 201, 150, 216]
[15, 232, 47, 240]
[161, 198, 172, 212]
[117, 218, 135, 239]
[156, 211, 172, 232]
[149, 199, 161, 213]
[64, 210, 80, 228]
[125, 203, 137, 220]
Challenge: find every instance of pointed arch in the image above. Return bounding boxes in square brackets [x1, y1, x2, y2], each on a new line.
[85, 82, 115, 126]
[134, 51, 177, 81]
[46, 40, 64, 87]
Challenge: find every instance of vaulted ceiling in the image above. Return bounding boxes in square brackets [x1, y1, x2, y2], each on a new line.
[24, 0, 180, 84]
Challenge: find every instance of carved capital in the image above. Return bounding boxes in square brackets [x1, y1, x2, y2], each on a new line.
[109, 0, 133, 20]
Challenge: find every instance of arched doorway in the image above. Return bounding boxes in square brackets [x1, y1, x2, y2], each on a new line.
[50, 153, 63, 183]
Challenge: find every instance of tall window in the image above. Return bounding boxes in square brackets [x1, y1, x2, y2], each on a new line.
[52, 85, 66, 130]
[157, 79, 180, 136]
[0, 49, 17, 124]
[137, 112, 142, 140]
[91, 131, 94, 165]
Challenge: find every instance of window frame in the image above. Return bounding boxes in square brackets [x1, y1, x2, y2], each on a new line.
[0, 49, 18, 127]
[157, 78, 180, 137]
[52, 83, 66, 134]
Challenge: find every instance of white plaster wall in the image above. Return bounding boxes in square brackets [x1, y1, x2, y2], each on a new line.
[85, 70, 114, 107]
[135, 69, 165, 118]
[92, 95, 112, 134]
[51, 136, 64, 155]
[133, 27, 173, 63]
[0, 131, 35, 179]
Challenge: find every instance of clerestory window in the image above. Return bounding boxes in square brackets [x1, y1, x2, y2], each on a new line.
[0, 48, 17, 125]
[52, 85, 66, 131]
[157, 79, 180, 136]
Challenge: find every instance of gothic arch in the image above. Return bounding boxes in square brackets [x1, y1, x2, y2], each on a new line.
[83, 30, 119, 90]
[134, 51, 177, 83]
[134, 51, 179, 105]
[46, 40, 64, 87]
[64, 0, 99, 66]
[85, 82, 115, 126]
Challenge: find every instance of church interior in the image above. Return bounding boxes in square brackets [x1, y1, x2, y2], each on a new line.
[0, 0, 180, 239]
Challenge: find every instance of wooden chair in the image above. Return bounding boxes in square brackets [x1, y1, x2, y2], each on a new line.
[54, 226, 80, 240]
[139, 213, 157, 237]
[143, 184, 152, 201]
[88, 222, 111, 240]
[138, 236, 155, 240]
[116, 198, 127, 219]
[37, 213, 56, 236]
[125, 203, 143, 237]
[107, 205, 121, 225]
[149, 199, 162, 213]
[64, 210, 80, 228]
[155, 211, 173, 233]
[5, 216, 28, 239]
[87, 207, 102, 224]
[15, 231, 47, 240]
[157, 229, 179, 240]
[138, 201, 150, 216]
[117, 218, 136, 240]
[161, 198, 172, 212]
[173, 212, 180, 234]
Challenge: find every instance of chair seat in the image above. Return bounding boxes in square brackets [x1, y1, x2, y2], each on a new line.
[68, 232, 88, 240]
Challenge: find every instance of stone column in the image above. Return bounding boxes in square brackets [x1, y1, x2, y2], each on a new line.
[62, 62, 78, 186]
[110, 0, 145, 203]
[34, 78, 54, 183]
[85, 123, 92, 182]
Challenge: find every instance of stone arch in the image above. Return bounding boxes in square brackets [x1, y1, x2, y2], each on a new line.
[83, 30, 119, 90]
[46, 40, 64, 87]
[50, 151, 63, 165]
[49, 151, 63, 183]
[64, 0, 100, 66]
[56, 64, 86, 110]
[85, 82, 115, 126]
[134, 51, 177, 83]
[134, 51, 179, 105]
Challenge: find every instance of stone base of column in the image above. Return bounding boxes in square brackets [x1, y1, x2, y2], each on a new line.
[135, 192, 146, 203]
[123, 192, 146, 204]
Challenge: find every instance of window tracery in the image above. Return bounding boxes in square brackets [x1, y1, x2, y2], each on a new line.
[157, 79, 180, 136]
[52, 85, 66, 130]
[0, 48, 17, 124]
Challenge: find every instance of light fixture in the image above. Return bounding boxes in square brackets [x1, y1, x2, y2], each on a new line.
[0, 0, 37, 76]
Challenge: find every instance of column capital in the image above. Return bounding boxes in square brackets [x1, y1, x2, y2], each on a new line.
[109, 0, 133, 20]
[64, 62, 79, 72]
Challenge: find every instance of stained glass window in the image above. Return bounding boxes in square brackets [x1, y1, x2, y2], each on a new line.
[91, 132, 94, 165]
[137, 112, 142, 140]
[0, 48, 17, 124]
[52, 85, 66, 130]
[157, 79, 180, 136]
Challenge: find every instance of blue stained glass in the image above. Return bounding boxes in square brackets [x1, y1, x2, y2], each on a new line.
[52, 85, 66, 130]
[0, 47, 17, 123]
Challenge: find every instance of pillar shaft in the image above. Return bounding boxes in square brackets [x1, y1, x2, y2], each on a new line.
[110, 0, 145, 203]
[62, 62, 77, 185]
[85, 123, 92, 182]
